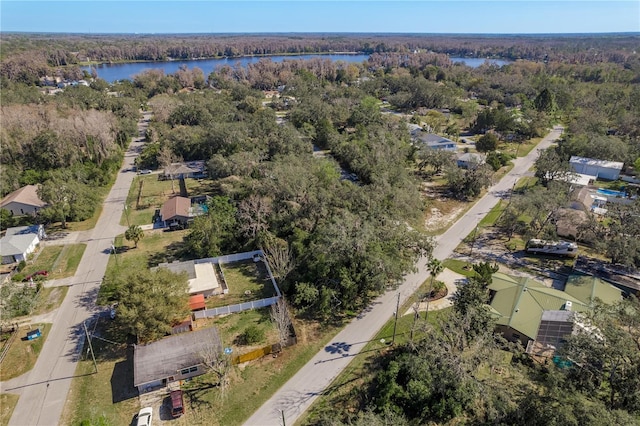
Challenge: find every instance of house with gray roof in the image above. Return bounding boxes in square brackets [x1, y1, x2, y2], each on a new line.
[0, 226, 43, 264]
[134, 327, 222, 393]
[413, 132, 457, 151]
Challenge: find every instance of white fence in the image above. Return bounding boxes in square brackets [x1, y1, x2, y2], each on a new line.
[193, 296, 280, 319]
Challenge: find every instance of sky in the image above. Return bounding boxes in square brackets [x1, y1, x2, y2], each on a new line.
[1, 1, 639, 34]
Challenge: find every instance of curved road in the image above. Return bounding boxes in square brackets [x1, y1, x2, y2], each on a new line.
[244, 125, 564, 426]
[2, 111, 151, 426]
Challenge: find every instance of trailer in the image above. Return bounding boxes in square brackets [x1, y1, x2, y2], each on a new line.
[525, 239, 578, 258]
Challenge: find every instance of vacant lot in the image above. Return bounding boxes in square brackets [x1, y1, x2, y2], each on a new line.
[0, 393, 19, 426]
[0, 323, 51, 381]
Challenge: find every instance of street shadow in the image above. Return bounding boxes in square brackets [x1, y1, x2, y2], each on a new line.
[356, 301, 381, 320]
[74, 285, 100, 311]
[111, 345, 137, 403]
[324, 341, 352, 355]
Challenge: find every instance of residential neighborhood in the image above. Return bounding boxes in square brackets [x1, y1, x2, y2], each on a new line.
[1, 28, 639, 426]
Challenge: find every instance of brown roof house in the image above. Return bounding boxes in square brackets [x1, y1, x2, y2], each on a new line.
[0, 185, 47, 216]
[134, 327, 222, 393]
[159, 196, 205, 229]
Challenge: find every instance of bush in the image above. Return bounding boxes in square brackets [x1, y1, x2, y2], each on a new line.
[242, 324, 265, 345]
[17, 260, 26, 272]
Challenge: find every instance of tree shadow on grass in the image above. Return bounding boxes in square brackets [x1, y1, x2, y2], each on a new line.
[147, 241, 190, 267]
[110, 344, 138, 403]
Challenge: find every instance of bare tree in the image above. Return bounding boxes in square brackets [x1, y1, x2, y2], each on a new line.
[199, 338, 231, 402]
[270, 297, 293, 348]
[262, 235, 295, 282]
[158, 145, 181, 193]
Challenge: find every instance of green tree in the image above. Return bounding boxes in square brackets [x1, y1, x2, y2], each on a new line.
[534, 88, 556, 113]
[476, 132, 499, 153]
[424, 258, 444, 320]
[38, 173, 98, 228]
[107, 267, 190, 343]
[184, 196, 237, 258]
[124, 224, 144, 248]
[534, 147, 575, 187]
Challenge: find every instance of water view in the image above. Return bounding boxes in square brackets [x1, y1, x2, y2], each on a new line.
[83, 54, 511, 82]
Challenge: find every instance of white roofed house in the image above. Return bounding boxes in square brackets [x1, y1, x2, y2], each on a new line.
[569, 156, 624, 181]
[156, 259, 227, 298]
[0, 225, 45, 264]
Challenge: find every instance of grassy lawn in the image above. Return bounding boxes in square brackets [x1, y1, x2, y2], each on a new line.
[0, 393, 19, 426]
[0, 323, 51, 381]
[98, 229, 189, 304]
[501, 137, 541, 158]
[61, 323, 139, 426]
[30, 286, 68, 317]
[20, 244, 86, 281]
[478, 200, 505, 228]
[203, 308, 279, 354]
[515, 176, 538, 191]
[206, 260, 277, 309]
[442, 258, 478, 278]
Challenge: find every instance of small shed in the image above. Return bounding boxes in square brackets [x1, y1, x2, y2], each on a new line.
[189, 294, 206, 311]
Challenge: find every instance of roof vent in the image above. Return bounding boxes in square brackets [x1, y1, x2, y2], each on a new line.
[564, 301, 573, 311]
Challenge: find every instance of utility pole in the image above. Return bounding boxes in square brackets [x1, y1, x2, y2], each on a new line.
[83, 321, 98, 374]
[391, 292, 400, 345]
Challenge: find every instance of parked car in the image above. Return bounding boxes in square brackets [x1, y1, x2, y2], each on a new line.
[170, 389, 185, 418]
[136, 407, 153, 426]
[23, 270, 48, 282]
[138, 169, 152, 175]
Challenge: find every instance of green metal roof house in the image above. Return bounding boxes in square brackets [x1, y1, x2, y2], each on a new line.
[487, 272, 621, 350]
[564, 273, 623, 306]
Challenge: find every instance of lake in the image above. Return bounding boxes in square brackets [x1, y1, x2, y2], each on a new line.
[83, 54, 511, 83]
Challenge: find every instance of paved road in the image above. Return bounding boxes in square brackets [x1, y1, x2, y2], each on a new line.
[2, 112, 151, 426]
[244, 125, 564, 426]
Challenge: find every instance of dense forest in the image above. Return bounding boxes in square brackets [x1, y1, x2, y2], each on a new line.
[1, 33, 639, 424]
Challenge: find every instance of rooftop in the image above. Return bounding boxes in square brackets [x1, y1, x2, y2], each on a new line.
[157, 260, 220, 294]
[0, 233, 39, 257]
[160, 196, 191, 220]
[569, 156, 624, 170]
[564, 273, 623, 306]
[0, 185, 46, 209]
[134, 327, 221, 387]
[488, 272, 590, 341]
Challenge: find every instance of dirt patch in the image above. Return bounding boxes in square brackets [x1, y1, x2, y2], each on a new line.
[425, 206, 465, 232]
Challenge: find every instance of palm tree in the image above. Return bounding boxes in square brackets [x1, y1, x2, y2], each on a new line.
[125, 224, 144, 248]
[424, 258, 444, 320]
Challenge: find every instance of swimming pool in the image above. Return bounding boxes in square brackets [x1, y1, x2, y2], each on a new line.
[597, 188, 626, 197]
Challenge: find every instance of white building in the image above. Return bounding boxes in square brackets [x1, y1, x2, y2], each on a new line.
[0, 225, 44, 264]
[569, 156, 624, 181]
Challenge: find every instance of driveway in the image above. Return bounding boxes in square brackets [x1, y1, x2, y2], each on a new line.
[2, 112, 151, 426]
[244, 125, 564, 426]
